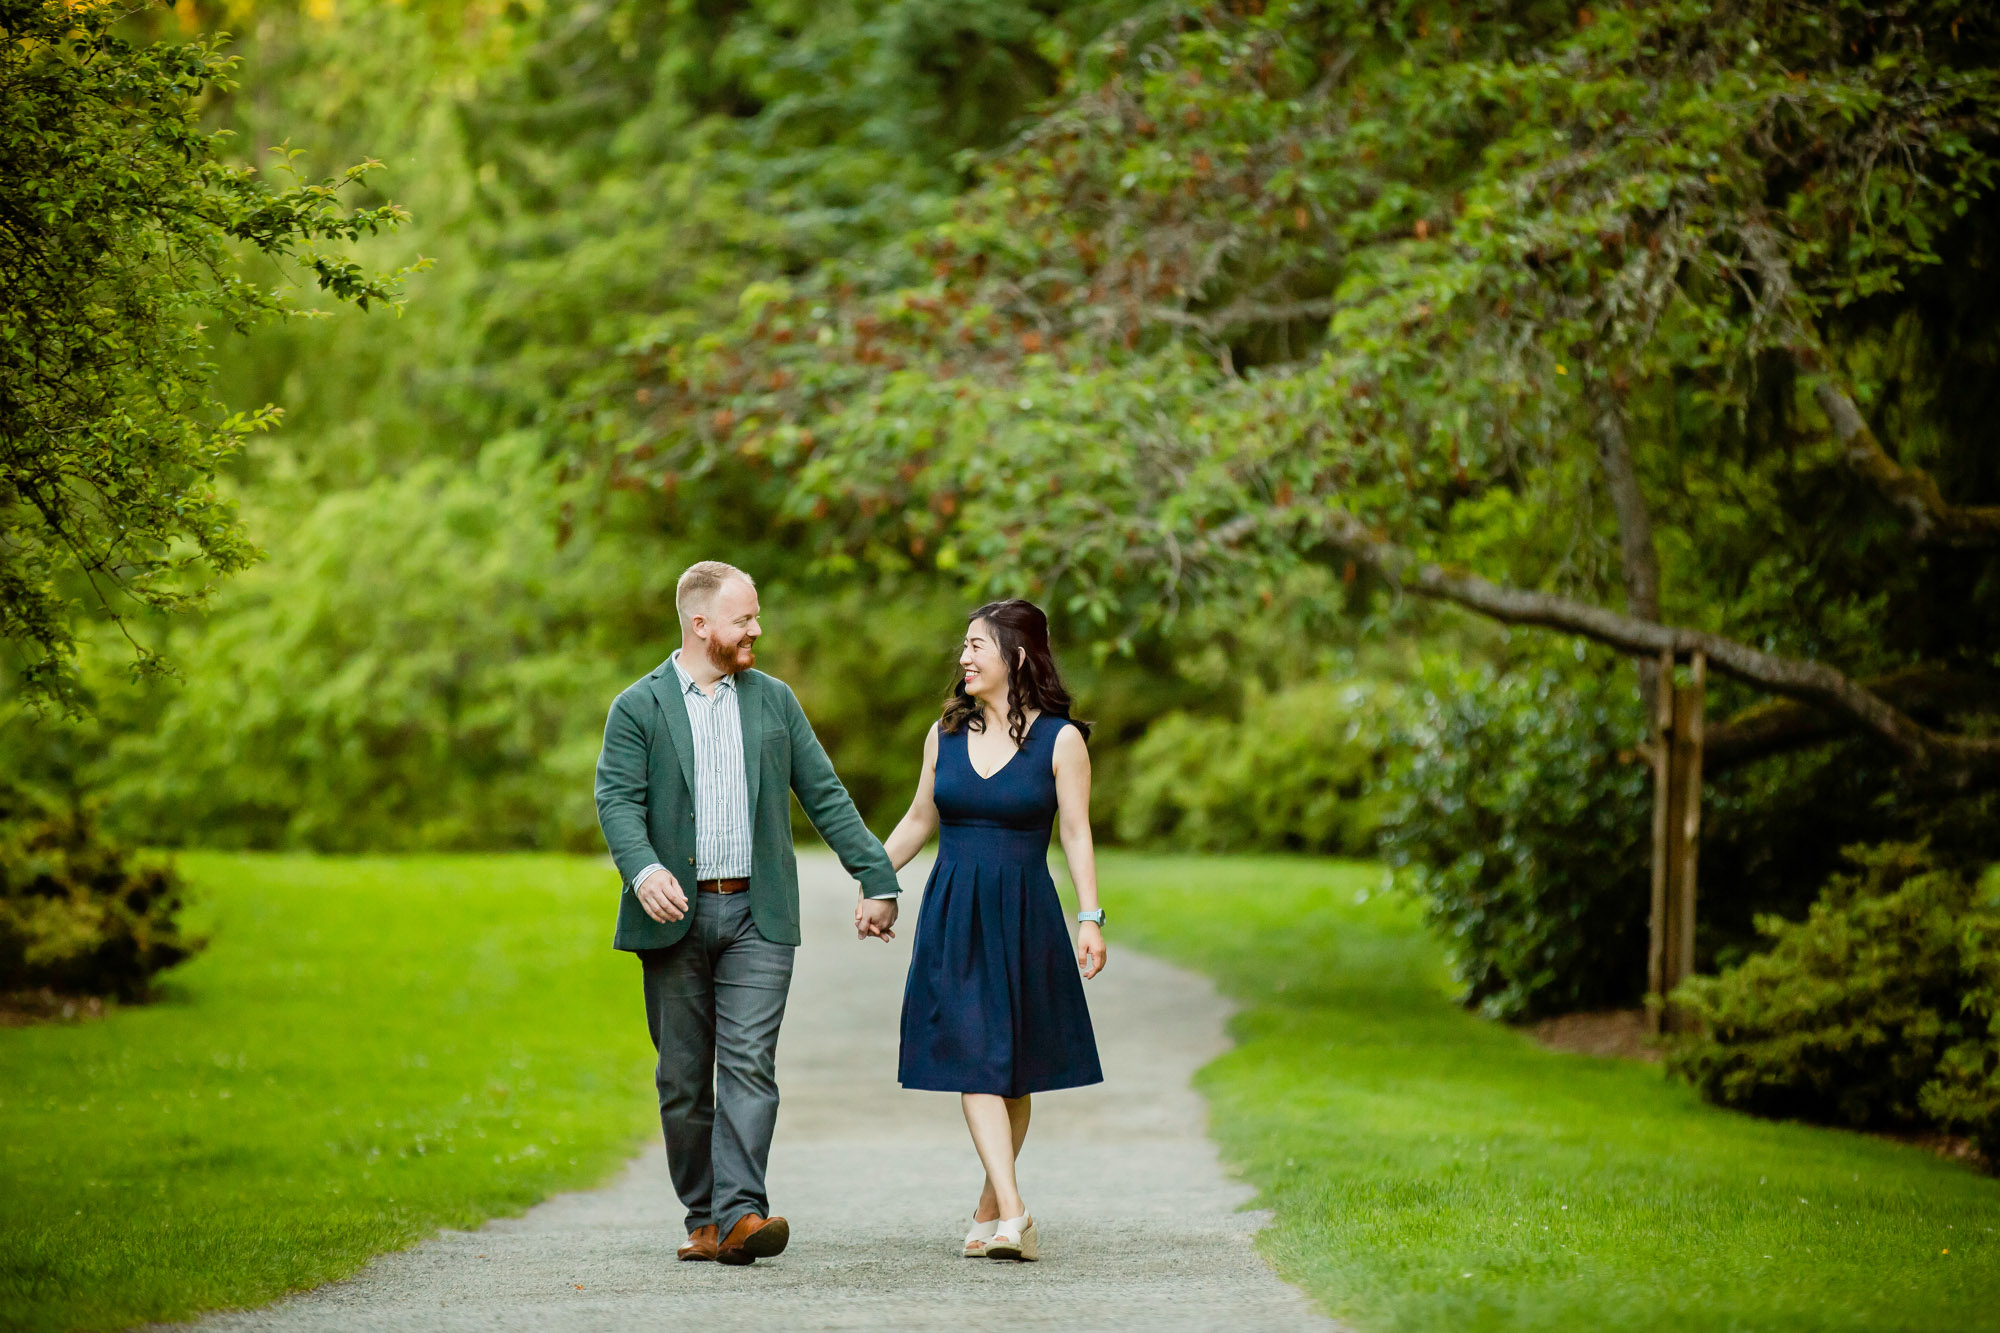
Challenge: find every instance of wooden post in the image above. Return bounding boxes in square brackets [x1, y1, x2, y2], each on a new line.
[1646, 648, 1673, 1031]
[1648, 650, 1706, 1033]
[1673, 652, 1706, 1017]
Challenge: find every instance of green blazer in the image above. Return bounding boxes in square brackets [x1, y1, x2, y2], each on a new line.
[594, 661, 898, 950]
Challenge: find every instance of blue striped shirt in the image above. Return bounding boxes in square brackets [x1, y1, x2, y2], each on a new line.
[632, 650, 753, 887]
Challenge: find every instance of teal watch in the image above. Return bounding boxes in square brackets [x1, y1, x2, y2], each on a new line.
[1077, 909, 1106, 926]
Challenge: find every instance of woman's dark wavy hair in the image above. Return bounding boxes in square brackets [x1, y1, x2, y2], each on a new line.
[940, 599, 1092, 746]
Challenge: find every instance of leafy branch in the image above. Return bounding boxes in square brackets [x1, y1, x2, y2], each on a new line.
[0, 1, 414, 709]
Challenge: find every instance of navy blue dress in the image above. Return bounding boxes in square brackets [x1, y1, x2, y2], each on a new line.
[898, 713, 1104, 1097]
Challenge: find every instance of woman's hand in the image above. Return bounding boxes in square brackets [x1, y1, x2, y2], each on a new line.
[1077, 922, 1106, 979]
[855, 895, 898, 942]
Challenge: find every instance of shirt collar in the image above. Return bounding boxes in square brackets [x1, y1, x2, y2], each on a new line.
[670, 649, 735, 697]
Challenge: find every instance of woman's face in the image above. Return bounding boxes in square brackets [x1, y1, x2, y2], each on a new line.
[959, 618, 1011, 703]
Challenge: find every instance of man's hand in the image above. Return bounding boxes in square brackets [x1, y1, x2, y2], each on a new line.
[855, 895, 898, 942]
[636, 868, 690, 924]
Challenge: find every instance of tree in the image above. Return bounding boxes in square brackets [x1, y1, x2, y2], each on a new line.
[620, 0, 2000, 788]
[2, 0, 1199, 852]
[0, 0, 411, 709]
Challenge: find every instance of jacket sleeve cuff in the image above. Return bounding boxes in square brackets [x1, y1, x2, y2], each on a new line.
[858, 869, 901, 899]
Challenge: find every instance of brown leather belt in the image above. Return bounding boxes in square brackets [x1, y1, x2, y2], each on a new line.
[697, 877, 750, 895]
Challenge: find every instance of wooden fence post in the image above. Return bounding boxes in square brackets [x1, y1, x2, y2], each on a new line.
[1648, 649, 1707, 1033]
[1646, 648, 1673, 1030]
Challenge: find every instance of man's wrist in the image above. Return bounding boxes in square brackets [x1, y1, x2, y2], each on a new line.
[633, 862, 665, 889]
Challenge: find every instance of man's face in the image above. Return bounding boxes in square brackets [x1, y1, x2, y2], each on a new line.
[699, 578, 761, 674]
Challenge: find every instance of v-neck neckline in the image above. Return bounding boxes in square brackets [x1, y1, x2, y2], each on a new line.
[967, 713, 1038, 781]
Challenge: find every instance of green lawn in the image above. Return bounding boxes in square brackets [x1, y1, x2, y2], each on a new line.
[1093, 851, 2000, 1333]
[0, 854, 654, 1333]
[9, 852, 1998, 1332]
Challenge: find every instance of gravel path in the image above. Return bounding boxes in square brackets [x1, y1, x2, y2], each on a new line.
[178, 854, 1340, 1332]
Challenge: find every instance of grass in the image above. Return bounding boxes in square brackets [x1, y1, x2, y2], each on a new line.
[9, 850, 1997, 1332]
[0, 854, 654, 1333]
[1092, 851, 2000, 1333]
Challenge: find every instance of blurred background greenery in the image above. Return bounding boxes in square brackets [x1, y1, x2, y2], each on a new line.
[9, 0, 1473, 868]
[6, 0, 1198, 849]
[4, 0, 1999, 1182]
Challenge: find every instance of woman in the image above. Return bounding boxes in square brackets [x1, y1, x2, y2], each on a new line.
[869, 598, 1107, 1262]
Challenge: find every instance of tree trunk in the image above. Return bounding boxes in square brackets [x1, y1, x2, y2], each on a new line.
[1593, 393, 1663, 722]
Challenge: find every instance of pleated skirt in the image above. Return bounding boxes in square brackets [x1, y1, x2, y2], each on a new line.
[898, 823, 1104, 1097]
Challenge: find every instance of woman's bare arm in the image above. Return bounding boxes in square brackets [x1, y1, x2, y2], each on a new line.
[1053, 723, 1105, 978]
[882, 722, 942, 872]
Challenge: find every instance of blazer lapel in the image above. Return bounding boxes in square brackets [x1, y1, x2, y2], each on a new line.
[737, 670, 764, 822]
[645, 662, 697, 800]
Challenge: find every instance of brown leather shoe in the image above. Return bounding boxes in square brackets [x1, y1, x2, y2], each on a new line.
[715, 1213, 790, 1266]
[677, 1224, 718, 1262]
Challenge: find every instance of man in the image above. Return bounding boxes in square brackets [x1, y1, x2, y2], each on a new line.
[594, 561, 901, 1265]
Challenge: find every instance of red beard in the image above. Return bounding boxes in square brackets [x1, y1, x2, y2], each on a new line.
[707, 635, 754, 674]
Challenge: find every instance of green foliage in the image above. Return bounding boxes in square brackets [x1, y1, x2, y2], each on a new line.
[1924, 948, 2000, 1159]
[1115, 676, 1391, 855]
[0, 785, 199, 1001]
[0, 0, 412, 708]
[1670, 841, 2000, 1155]
[0, 0, 1169, 850]
[1377, 648, 1652, 1020]
[633, 0, 2000, 652]
[0, 447, 1170, 851]
[1697, 738, 2000, 973]
[91, 439, 665, 852]
[208, 0, 1140, 478]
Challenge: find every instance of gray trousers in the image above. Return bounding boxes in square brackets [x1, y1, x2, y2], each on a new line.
[638, 890, 795, 1237]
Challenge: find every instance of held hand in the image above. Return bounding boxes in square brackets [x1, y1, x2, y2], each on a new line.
[855, 895, 898, 942]
[1078, 922, 1106, 979]
[636, 868, 689, 924]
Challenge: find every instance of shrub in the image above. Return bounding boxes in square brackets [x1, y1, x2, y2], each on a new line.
[1921, 939, 2000, 1160]
[0, 790, 202, 1002]
[1697, 734, 2000, 976]
[1920, 944, 2000, 1152]
[1114, 678, 1392, 855]
[1669, 842, 2000, 1155]
[1377, 650, 1652, 1020]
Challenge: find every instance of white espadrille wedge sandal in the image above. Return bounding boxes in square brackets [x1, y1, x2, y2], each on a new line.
[963, 1216, 999, 1257]
[984, 1214, 1038, 1261]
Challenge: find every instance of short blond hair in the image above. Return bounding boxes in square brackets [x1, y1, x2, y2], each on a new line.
[676, 560, 756, 628]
